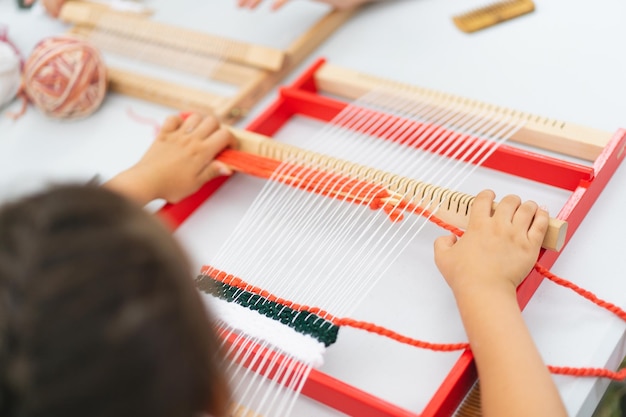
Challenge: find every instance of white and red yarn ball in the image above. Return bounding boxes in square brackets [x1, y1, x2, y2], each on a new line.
[23, 36, 107, 119]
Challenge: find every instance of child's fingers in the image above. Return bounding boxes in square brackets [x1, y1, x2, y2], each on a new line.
[433, 234, 457, 273]
[200, 161, 233, 183]
[512, 200, 539, 231]
[272, 0, 290, 9]
[527, 207, 549, 246]
[180, 113, 204, 134]
[189, 115, 220, 142]
[160, 114, 183, 134]
[212, 127, 238, 150]
[241, 0, 262, 8]
[493, 194, 521, 224]
[434, 234, 457, 252]
[42, 0, 65, 17]
[468, 189, 495, 226]
[198, 127, 237, 159]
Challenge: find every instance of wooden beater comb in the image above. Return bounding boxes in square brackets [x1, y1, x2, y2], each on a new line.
[453, 0, 535, 33]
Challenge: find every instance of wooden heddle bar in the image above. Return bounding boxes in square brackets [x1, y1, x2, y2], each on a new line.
[224, 126, 568, 252]
[58, 1, 355, 123]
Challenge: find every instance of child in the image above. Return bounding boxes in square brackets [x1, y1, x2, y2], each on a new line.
[0, 112, 234, 417]
[0, 112, 566, 416]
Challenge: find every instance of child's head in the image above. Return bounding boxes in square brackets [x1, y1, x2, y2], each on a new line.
[0, 184, 229, 417]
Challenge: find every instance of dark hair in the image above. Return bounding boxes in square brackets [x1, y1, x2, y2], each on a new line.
[0, 184, 229, 417]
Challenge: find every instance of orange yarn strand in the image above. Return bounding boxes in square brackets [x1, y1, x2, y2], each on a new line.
[548, 366, 626, 381]
[535, 263, 626, 322]
[334, 318, 470, 352]
[216, 149, 468, 231]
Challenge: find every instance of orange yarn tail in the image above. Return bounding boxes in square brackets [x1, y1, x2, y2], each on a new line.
[5, 85, 29, 120]
[536, 263, 626, 322]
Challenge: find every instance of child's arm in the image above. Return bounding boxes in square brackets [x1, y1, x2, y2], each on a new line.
[104, 112, 236, 206]
[237, 0, 375, 11]
[434, 190, 567, 417]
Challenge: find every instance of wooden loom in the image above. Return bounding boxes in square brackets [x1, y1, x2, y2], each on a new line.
[58, 1, 354, 124]
[156, 59, 626, 417]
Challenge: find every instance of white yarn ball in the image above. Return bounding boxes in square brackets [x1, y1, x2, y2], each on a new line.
[0, 41, 21, 109]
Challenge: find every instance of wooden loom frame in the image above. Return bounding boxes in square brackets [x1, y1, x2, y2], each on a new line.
[157, 59, 626, 417]
[58, 1, 354, 124]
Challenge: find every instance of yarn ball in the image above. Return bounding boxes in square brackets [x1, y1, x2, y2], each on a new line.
[23, 36, 107, 119]
[0, 31, 22, 109]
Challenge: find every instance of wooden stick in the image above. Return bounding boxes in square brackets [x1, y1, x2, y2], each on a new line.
[69, 26, 259, 86]
[107, 68, 230, 115]
[226, 127, 568, 252]
[59, 2, 286, 71]
[314, 63, 613, 161]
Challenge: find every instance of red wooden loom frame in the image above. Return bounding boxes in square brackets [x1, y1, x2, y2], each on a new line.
[158, 58, 626, 417]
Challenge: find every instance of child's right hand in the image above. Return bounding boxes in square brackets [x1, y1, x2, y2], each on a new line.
[433, 189, 549, 300]
[105, 112, 236, 206]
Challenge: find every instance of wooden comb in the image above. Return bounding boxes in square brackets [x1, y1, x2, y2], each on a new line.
[452, 0, 535, 33]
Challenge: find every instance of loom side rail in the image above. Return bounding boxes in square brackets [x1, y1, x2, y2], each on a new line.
[314, 63, 613, 162]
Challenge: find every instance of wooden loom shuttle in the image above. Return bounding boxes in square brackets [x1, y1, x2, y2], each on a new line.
[226, 126, 568, 252]
[314, 63, 613, 161]
[59, 2, 286, 71]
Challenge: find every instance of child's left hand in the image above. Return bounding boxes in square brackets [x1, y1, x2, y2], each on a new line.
[105, 112, 236, 205]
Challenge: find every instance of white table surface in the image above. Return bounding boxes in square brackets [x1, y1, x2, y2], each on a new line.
[1, 1, 626, 416]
